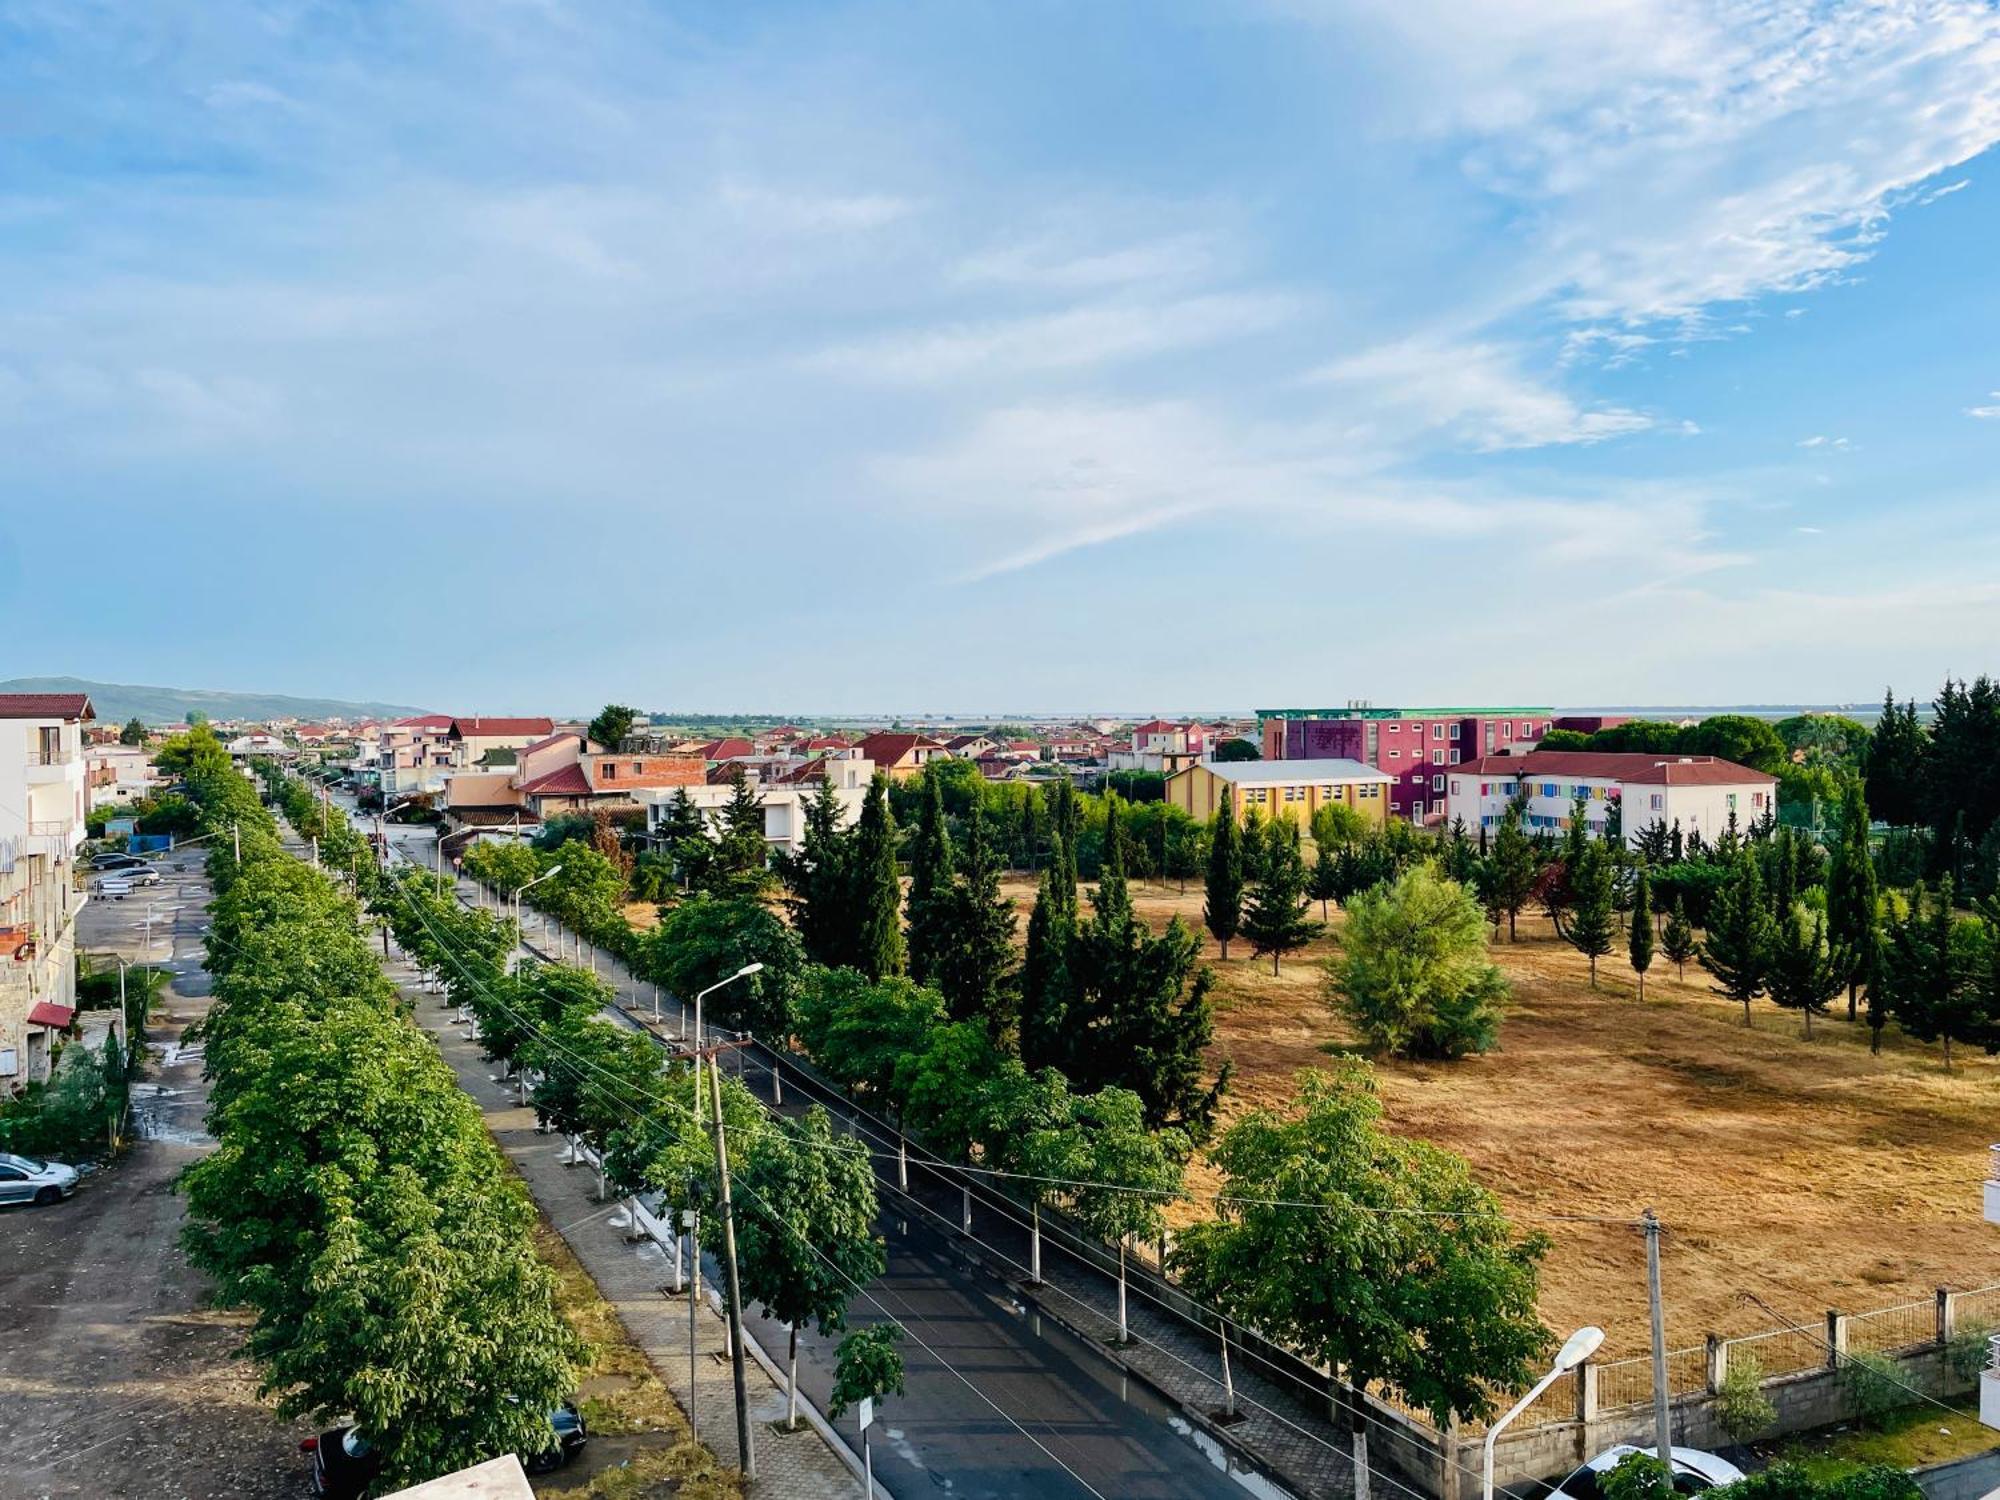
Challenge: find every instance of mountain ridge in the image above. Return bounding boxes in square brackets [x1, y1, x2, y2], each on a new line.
[0, 676, 430, 725]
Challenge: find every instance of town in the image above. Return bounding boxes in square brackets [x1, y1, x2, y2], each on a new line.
[7, 681, 2000, 1500]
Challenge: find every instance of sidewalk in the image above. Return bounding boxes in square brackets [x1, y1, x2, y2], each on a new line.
[384, 943, 870, 1500]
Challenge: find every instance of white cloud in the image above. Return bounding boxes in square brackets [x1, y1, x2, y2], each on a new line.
[1796, 525, 1825, 534]
[1968, 392, 2000, 419]
[1797, 434, 1851, 450]
[1919, 178, 1972, 204]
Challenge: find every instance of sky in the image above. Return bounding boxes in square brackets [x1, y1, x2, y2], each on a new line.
[5, 0, 2000, 716]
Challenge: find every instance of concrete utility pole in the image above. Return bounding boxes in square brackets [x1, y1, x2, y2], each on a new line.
[1645, 1208, 1671, 1466]
[707, 1061, 755, 1481]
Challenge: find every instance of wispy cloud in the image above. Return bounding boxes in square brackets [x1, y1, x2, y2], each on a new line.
[1969, 393, 2000, 419]
[1920, 179, 1972, 205]
[1797, 434, 1851, 450]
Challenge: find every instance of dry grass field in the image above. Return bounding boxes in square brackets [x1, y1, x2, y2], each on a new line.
[999, 874, 2000, 1360]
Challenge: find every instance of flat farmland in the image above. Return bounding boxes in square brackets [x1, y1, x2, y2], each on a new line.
[999, 875, 2000, 1360]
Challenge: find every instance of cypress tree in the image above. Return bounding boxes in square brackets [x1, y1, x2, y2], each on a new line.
[1204, 787, 1245, 960]
[1094, 795, 1132, 924]
[1564, 839, 1616, 989]
[790, 776, 852, 969]
[1661, 895, 1696, 981]
[1768, 904, 1842, 1039]
[1702, 848, 1774, 1024]
[1016, 787, 1045, 873]
[1241, 817, 1323, 975]
[852, 773, 904, 982]
[935, 801, 1017, 1033]
[1827, 778, 1880, 1023]
[1629, 867, 1655, 1001]
[905, 769, 955, 987]
[1486, 803, 1540, 942]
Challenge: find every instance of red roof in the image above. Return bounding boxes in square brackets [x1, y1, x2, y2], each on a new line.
[517, 764, 593, 797]
[0, 693, 94, 722]
[26, 1002, 75, 1029]
[394, 714, 455, 730]
[699, 737, 756, 760]
[1459, 752, 1773, 787]
[450, 716, 554, 739]
[855, 732, 943, 765]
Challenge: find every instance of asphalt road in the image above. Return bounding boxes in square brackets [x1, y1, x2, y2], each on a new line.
[0, 850, 309, 1500]
[353, 799, 1288, 1500]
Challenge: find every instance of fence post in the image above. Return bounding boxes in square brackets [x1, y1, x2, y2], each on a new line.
[1577, 1359, 1599, 1445]
[1705, 1334, 1726, 1394]
[1939, 1287, 1955, 1345]
[1826, 1310, 1847, 1369]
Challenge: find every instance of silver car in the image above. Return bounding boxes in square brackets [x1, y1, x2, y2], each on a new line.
[1551, 1446, 1746, 1500]
[0, 1152, 81, 1206]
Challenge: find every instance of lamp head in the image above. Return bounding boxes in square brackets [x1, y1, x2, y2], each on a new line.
[1554, 1326, 1604, 1372]
[737, 962, 765, 977]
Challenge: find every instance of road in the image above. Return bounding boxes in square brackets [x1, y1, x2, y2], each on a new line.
[0, 849, 309, 1500]
[354, 799, 1294, 1500]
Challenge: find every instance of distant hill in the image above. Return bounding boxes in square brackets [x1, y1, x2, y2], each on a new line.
[0, 676, 430, 726]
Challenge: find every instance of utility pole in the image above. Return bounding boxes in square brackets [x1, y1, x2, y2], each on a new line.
[232, 821, 240, 863]
[1644, 1208, 1670, 1466]
[707, 1060, 755, 1481]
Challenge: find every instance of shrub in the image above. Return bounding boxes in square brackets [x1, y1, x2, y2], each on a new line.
[1946, 1320, 1993, 1384]
[1601, 1452, 1676, 1500]
[1326, 865, 1509, 1058]
[1839, 1350, 1905, 1430]
[1714, 1352, 1775, 1441]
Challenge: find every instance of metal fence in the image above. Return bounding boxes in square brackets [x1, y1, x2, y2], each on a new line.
[1846, 1297, 1939, 1356]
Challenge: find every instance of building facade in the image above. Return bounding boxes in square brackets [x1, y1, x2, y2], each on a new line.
[1259, 706, 1556, 823]
[637, 755, 874, 856]
[1444, 752, 1777, 848]
[0, 693, 93, 1091]
[1166, 758, 1394, 832]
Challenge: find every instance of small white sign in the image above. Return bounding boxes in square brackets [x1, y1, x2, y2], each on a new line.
[857, 1397, 874, 1432]
[681, 1208, 698, 1228]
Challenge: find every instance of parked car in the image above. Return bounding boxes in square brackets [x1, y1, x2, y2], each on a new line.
[84, 851, 143, 871]
[301, 1403, 586, 1497]
[1550, 1446, 1746, 1500]
[0, 1153, 82, 1206]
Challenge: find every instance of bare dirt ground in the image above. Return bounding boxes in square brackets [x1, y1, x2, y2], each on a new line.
[1000, 874, 2000, 1360]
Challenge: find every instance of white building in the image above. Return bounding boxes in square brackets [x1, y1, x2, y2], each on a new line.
[0, 693, 93, 1091]
[88, 744, 160, 808]
[636, 755, 874, 858]
[1444, 752, 1777, 849]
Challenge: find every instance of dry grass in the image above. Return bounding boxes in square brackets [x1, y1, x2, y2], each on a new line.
[1000, 875, 2000, 1360]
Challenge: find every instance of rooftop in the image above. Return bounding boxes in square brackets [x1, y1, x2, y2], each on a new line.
[1458, 751, 1775, 786]
[1258, 706, 1553, 720]
[1178, 757, 1395, 785]
[0, 692, 94, 721]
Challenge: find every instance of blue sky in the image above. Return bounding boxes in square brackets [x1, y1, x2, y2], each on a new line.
[5, 0, 2000, 715]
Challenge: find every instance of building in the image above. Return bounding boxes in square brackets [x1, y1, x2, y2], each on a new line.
[87, 744, 159, 808]
[1108, 719, 1210, 775]
[445, 732, 707, 827]
[1443, 752, 1777, 847]
[1259, 706, 1556, 823]
[638, 755, 874, 856]
[444, 716, 555, 766]
[1166, 758, 1394, 832]
[373, 714, 459, 798]
[853, 732, 947, 781]
[0, 692, 93, 1091]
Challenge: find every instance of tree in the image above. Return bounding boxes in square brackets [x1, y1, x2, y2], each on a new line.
[1483, 802, 1541, 941]
[1880, 880, 1989, 1069]
[1329, 866, 1510, 1059]
[932, 800, 1017, 1032]
[1241, 816, 1324, 974]
[851, 773, 904, 981]
[1308, 843, 1343, 922]
[783, 776, 852, 968]
[1864, 690, 1925, 830]
[1767, 905, 1843, 1038]
[1702, 849, 1775, 1024]
[904, 768, 956, 988]
[793, 967, 946, 1105]
[828, 1323, 905, 1421]
[1685, 713, 1788, 776]
[735, 1105, 887, 1430]
[1049, 1087, 1184, 1344]
[1661, 895, 1696, 982]
[586, 703, 640, 750]
[1171, 1064, 1548, 1498]
[1827, 778, 1881, 1022]
[645, 894, 805, 1037]
[703, 765, 770, 894]
[1203, 789, 1245, 959]
[1017, 855, 1074, 1073]
[119, 715, 146, 745]
[1564, 839, 1616, 988]
[1212, 738, 1261, 762]
[1629, 867, 1655, 1000]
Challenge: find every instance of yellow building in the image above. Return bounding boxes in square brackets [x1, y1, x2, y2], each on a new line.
[1166, 758, 1395, 830]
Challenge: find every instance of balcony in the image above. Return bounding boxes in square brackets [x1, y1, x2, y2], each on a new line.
[1982, 1333, 2000, 1430]
[24, 751, 79, 784]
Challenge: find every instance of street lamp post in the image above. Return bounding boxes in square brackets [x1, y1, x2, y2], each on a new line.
[375, 797, 418, 870]
[1484, 1326, 1604, 1500]
[692, 964, 763, 1130]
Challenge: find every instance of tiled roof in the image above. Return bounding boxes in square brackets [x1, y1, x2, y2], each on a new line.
[0, 693, 94, 721]
[1183, 757, 1395, 786]
[394, 714, 455, 729]
[519, 731, 580, 758]
[450, 716, 554, 739]
[518, 763, 593, 797]
[1457, 752, 1773, 786]
[699, 737, 756, 760]
[26, 1001, 76, 1028]
[856, 732, 944, 764]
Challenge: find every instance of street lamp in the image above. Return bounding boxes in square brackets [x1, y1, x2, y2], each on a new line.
[1484, 1326, 1603, 1500]
[375, 797, 418, 868]
[693, 964, 763, 1130]
[511, 864, 563, 960]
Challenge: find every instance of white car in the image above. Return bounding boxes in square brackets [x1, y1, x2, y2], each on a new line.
[1550, 1445, 1746, 1500]
[0, 1152, 82, 1207]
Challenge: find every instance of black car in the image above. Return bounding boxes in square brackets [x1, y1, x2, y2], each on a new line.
[302, 1403, 586, 1497]
[84, 851, 144, 871]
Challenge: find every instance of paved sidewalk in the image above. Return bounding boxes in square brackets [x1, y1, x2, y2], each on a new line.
[388, 947, 868, 1500]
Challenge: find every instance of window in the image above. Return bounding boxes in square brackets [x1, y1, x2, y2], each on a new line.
[1411, 800, 1426, 819]
[1541, 782, 1558, 798]
[1650, 793, 1664, 811]
[602, 763, 617, 780]
[1448, 722, 1461, 739]
[1284, 786, 1301, 802]
[1431, 749, 1444, 765]
[1448, 749, 1460, 765]
[1501, 721, 1514, 741]
[1431, 724, 1445, 739]
[1432, 774, 1445, 792]
[1320, 786, 1333, 797]
[1389, 748, 1401, 760]
[1387, 723, 1402, 733]
[1727, 793, 1738, 811]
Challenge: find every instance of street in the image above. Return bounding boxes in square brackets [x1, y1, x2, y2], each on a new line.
[0, 849, 309, 1500]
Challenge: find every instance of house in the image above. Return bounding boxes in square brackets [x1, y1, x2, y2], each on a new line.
[1444, 752, 1777, 848]
[695, 737, 756, 763]
[373, 715, 459, 798]
[853, 732, 947, 781]
[1166, 758, 1394, 833]
[445, 716, 555, 766]
[512, 734, 706, 821]
[87, 745, 159, 808]
[0, 692, 93, 1092]
[226, 733, 290, 759]
[637, 756, 874, 857]
[943, 733, 999, 760]
[1259, 706, 1556, 824]
[1109, 719, 1209, 775]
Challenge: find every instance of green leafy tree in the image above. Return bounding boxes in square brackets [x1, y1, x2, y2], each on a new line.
[1241, 816, 1324, 974]
[904, 768, 956, 988]
[645, 893, 805, 1037]
[1171, 1063, 1549, 1488]
[1043, 1086, 1184, 1343]
[1483, 802, 1542, 941]
[1203, 788, 1245, 959]
[697, 764, 771, 895]
[1017, 848, 1075, 1073]
[587, 702, 640, 751]
[1880, 879, 1989, 1069]
[1864, 690, 1926, 829]
[1702, 848, 1775, 1024]
[852, 773, 904, 981]
[828, 1323, 905, 1421]
[793, 967, 947, 1104]
[1629, 867, 1655, 1000]
[1213, 737, 1261, 762]
[1308, 843, 1343, 922]
[1563, 839, 1616, 988]
[1328, 865, 1509, 1059]
[119, 715, 146, 745]
[735, 1105, 887, 1430]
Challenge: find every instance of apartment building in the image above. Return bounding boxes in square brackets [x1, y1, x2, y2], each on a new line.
[1259, 706, 1555, 823]
[1108, 719, 1210, 775]
[1443, 751, 1776, 848]
[1166, 758, 1394, 833]
[637, 754, 874, 857]
[0, 693, 93, 1091]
